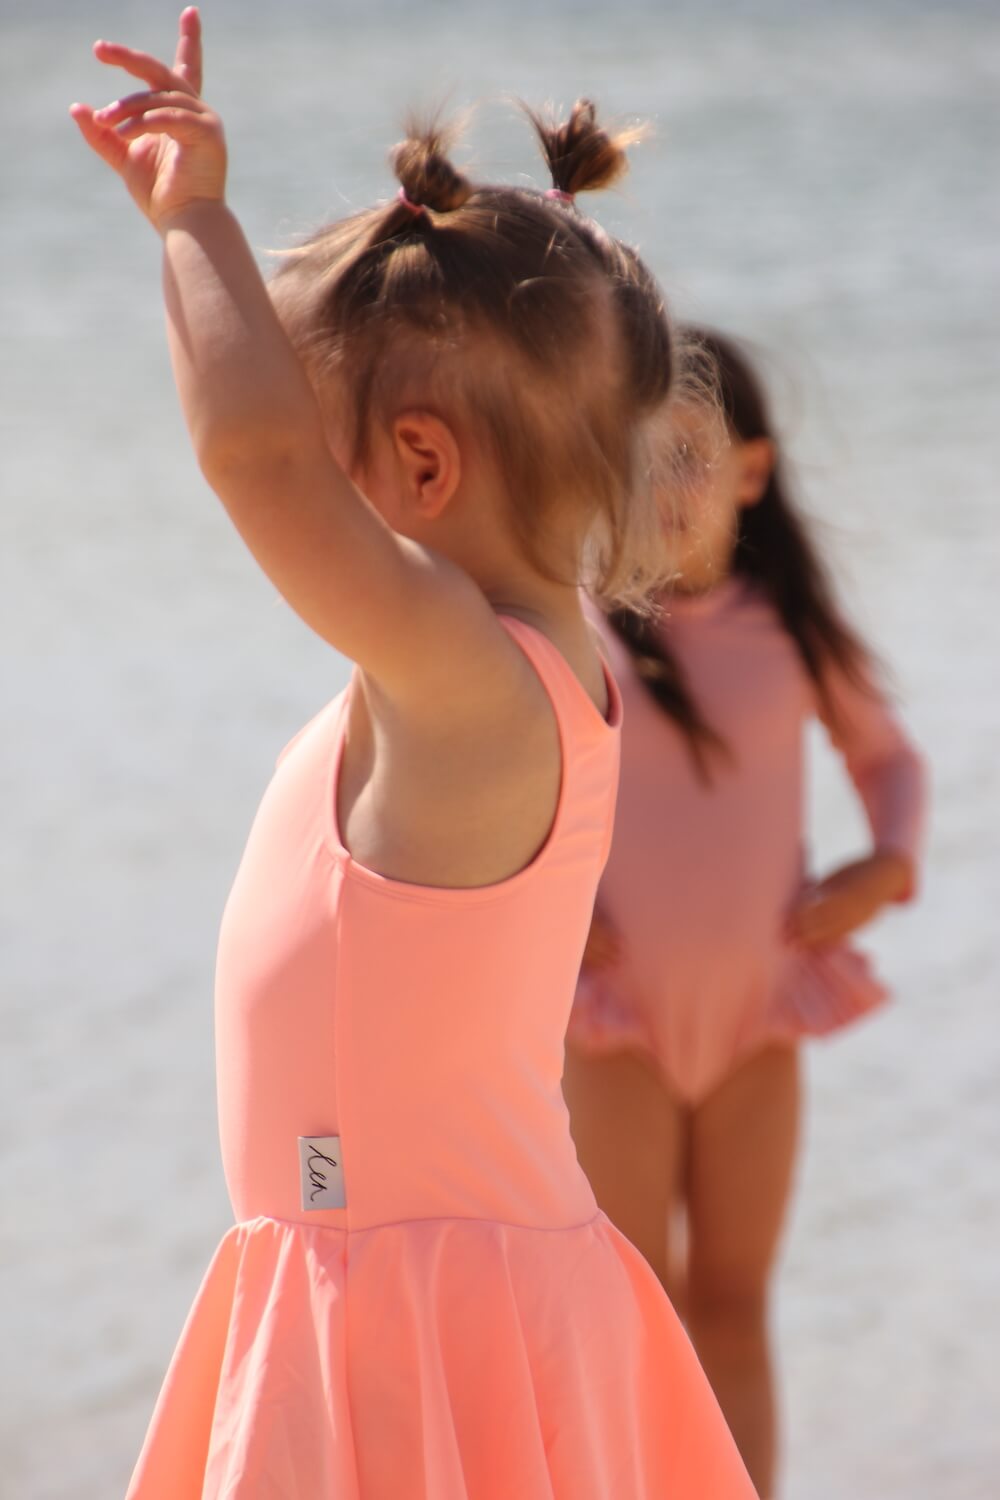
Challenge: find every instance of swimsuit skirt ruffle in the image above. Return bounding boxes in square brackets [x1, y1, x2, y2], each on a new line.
[127, 1210, 755, 1499]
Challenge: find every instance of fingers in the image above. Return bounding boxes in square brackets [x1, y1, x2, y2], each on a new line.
[93, 37, 194, 97]
[173, 7, 203, 96]
[94, 90, 206, 129]
[593, 932, 620, 966]
[796, 927, 841, 950]
[790, 916, 831, 948]
[68, 102, 131, 173]
[583, 925, 620, 970]
[788, 899, 849, 948]
[112, 107, 216, 146]
[88, 87, 220, 152]
[785, 896, 824, 944]
[94, 8, 203, 97]
[71, 87, 218, 164]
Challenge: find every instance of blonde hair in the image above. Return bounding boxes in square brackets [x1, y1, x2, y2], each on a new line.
[270, 102, 676, 607]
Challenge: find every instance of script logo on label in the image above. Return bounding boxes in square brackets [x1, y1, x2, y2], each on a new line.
[298, 1136, 346, 1210]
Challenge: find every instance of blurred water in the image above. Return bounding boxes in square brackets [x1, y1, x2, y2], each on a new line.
[2, 2, 999, 1496]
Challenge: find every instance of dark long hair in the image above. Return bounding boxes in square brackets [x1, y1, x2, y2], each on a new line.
[608, 326, 877, 780]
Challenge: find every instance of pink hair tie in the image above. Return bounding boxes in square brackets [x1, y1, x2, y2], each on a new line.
[397, 186, 427, 217]
[545, 187, 575, 205]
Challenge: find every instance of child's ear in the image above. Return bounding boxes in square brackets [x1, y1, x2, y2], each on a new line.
[735, 436, 775, 507]
[391, 411, 462, 519]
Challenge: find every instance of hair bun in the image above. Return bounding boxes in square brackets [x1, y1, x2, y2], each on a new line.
[528, 98, 643, 198]
[390, 118, 474, 214]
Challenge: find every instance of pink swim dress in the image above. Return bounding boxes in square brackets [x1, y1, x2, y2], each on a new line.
[125, 618, 755, 1500]
[569, 581, 926, 1103]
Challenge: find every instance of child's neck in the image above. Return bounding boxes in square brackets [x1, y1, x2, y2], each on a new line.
[433, 502, 588, 640]
[484, 573, 588, 640]
[481, 571, 605, 710]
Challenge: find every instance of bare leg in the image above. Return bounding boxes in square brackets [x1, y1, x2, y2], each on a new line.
[562, 1046, 686, 1295]
[686, 1044, 801, 1499]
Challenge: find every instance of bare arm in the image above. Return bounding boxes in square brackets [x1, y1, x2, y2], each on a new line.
[158, 201, 494, 687]
[70, 8, 518, 709]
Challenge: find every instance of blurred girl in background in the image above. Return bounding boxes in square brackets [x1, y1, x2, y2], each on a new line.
[564, 327, 928, 1498]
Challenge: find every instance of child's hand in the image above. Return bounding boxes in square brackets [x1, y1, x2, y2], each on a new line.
[785, 851, 913, 948]
[582, 910, 621, 972]
[70, 7, 225, 233]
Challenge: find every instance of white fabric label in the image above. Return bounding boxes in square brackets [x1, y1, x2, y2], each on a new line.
[298, 1136, 346, 1210]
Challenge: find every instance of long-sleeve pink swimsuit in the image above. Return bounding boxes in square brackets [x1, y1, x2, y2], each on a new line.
[569, 579, 927, 1104]
[125, 617, 756, 1500]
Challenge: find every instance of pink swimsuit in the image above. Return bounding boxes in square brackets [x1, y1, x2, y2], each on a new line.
[569, 580, 927, 1103]
[126, 618, 755, 1500]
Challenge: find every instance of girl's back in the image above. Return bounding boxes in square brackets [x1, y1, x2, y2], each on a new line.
[215, 618, 620, 1233]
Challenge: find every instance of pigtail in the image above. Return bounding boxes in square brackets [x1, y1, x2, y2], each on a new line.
[526, 98, 642, 198]
[391, 118, 474, 214]
[357, 118, 476, 250]
[525, 99, 671, 420]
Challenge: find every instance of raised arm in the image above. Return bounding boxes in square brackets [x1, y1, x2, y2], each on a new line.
[70, 9, 512, 708]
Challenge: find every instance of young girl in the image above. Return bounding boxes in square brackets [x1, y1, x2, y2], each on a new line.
[71, 12, 756, 1499]
[563, 327, 928, 1498]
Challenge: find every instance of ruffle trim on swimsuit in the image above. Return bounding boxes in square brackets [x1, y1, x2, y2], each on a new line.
[569, 940, 890, 1073]
[126, 1214, 755, 1500]
[568, 965, 657, 1058]
[760, 940, 890, 1044]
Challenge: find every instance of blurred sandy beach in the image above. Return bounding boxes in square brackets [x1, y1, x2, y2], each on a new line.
[2, 2, 998, 1496]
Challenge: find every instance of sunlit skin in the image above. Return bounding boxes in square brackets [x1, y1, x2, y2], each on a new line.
[70, 8, 610, 896]
[572, 400, 913, 1497]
